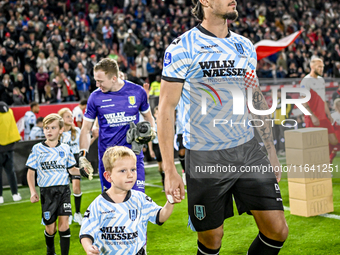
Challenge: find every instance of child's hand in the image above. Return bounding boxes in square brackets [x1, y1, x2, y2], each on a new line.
[85, 245, 100, 255]
[30, 193, 39, 203]
[167, 188, 181, 204]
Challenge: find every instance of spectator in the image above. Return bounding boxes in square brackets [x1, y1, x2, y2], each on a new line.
[0, 74, 13, 105]
[60, 72, 76, 102]
[102, 20, 114, 50]
[75, 70, 91, 100]
[35, 66, 49, 103]
[44, 84, 56, 104]
[14, 73, 29, 104]
[36, 52, 48, 73]
[51, 75, 63, 103]
[46, 50, 59, 74]
[49, 66, 61, 84]
[135, 50, 148, 81]
[0, 101, 22, 204]
[23, 64, 36, 103]
[12, 87, 25, 106]
[123, 36, 136, 69]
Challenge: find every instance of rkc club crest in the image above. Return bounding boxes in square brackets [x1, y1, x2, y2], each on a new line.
[44, 211, 51, 220]
[59, 151, 65, 158]
[234, 43, 244, 54]
[194, 205, 206, 220]
[129, 209, 137, 221]
[129, 96, 136, 105]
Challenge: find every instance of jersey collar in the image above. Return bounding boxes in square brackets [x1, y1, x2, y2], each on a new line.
[196, 24, 231, 38]
[102, 189, 131, 203]
[42, 141, 61, 147]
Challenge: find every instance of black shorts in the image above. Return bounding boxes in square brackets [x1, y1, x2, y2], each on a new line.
[70, 153, 81, 181]
[186, 137, 284, 232]
[152, 143, 162, 162]
[177, 134, 185, 150]
[40, 185, 72, 225]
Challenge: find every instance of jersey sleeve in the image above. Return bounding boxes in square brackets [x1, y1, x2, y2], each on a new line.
[300, 77, 310, 90]
[26, 145, 38, 171]
[79, 202, 99, 244]
[83, 94, 97, 122]
[161, 37, 190, 83]
[244, 42, 259, 89]
[74, 108, 83, 122]
[142, 194, 162, 225]
[66, 146, 77, 169]
[139, 87, 150, 114]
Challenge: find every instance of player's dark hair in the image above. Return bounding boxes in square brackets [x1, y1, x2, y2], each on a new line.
[36, 117, 44, 123]
[80, 99, 87, 106]
[30, 101, 39, 110]
[192, 0, 204, 21]
[94, 58, 119, 79]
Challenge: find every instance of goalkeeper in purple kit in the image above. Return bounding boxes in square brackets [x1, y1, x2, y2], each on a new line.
[79, 58, 155, 192]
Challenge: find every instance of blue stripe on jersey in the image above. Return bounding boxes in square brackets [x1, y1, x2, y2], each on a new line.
[26, 142, 76, 187]
[84, 81, 149, 154]
[162, 26, 257, 150]
[80, 190, 161, 255]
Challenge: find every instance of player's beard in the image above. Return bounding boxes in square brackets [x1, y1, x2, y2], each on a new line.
[222, 10, 238, 21]
[315, 70, 323, 76]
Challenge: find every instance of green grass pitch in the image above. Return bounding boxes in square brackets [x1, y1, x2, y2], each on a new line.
[0, 158, 340, 254]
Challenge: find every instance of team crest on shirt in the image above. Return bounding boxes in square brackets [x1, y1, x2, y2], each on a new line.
[128, 96, 136, 105]
[129, 209, 137, 221]
[194, 205, 206, 220]
[59, 151, 65, 158]
[44, 211, 51, 220]
[234, 43, 244, 54]
[164, 52, 172, 67]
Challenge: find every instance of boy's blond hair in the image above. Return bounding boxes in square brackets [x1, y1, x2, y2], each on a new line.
[103, 146, 136, 173]
[334, 98, 340, 111]
[43, 113, 64, 129]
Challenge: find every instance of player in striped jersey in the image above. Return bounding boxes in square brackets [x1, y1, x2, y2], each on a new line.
[59, 108, 83, 225]
[26, 114, 88, 255]
[80, 146, 177, 255]
[158, 1, 288, 254]
[24, 102, 40, 140]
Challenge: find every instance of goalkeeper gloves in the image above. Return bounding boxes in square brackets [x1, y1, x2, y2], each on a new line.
[79, 149, 94, 180]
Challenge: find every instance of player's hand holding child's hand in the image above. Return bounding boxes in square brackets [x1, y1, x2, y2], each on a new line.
[30, 193, 39, 203]
[167, 188, 181, 204]
[85, 245, 100, 255]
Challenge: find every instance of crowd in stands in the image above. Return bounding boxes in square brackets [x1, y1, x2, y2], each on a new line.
[0, 0, 340, 107]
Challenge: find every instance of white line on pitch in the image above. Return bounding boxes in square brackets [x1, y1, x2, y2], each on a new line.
[284, 206, 340, 220]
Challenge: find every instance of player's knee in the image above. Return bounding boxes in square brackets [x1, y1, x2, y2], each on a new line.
[263, 223, 288, 242]
[73, 186, 81, 194]
[198, 228, 224, 249]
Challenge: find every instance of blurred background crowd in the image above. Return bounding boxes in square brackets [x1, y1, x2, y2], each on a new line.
[0, 0, 339, 105]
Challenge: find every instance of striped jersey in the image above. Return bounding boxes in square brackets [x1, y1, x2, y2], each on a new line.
[29, 126, 45, 140]
[84, 81, 149, 156]
[60, 127, 81, 154]
[24, 111, 36, 140]
[26, 141, 76, 187]
[79, 190, 162, 255]
[162, 24, 259, 151]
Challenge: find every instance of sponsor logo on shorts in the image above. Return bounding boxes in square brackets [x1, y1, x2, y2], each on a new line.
[274, 184, 281, 193]
[63, 203, 71, 209]
[44, 211, 51, 220]
[276, 198, 283, 202]
[137, 180, 145, 187]
[129, 209, 137, 221]
[194, 205, 206, 220]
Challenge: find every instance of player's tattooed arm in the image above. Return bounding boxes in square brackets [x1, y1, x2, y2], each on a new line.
[250, 86, 275, 153]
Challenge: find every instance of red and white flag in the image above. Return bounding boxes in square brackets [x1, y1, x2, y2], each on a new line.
[254, 30, 303, 60]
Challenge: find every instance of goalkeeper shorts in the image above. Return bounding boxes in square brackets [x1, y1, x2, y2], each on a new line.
[186, 137, 284, 232]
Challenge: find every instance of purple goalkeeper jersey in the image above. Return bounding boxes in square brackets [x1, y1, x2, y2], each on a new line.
[84, 81, 150, 155]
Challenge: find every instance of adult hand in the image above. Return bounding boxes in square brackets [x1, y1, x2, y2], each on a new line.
[311, 114, 320, 126]
[164, 166, 185, 203]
